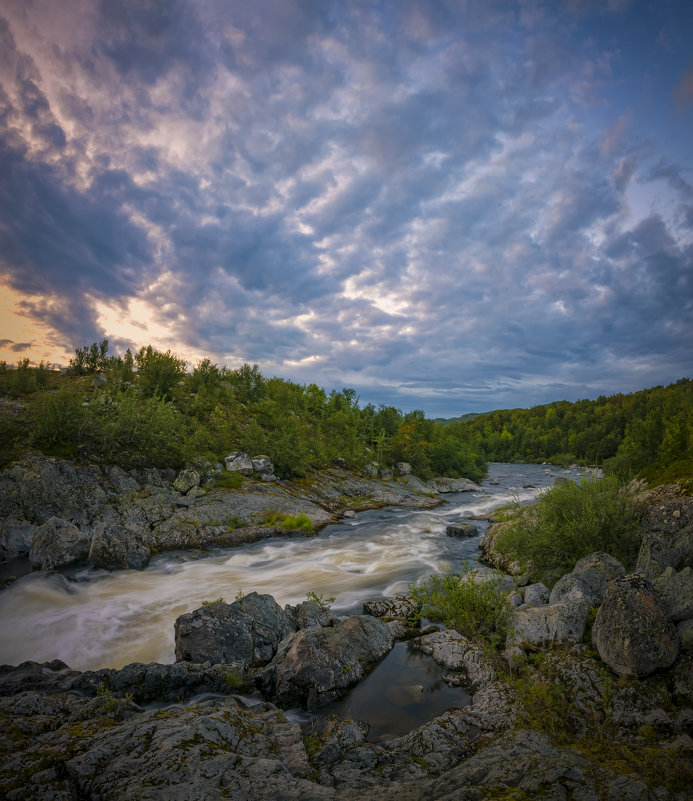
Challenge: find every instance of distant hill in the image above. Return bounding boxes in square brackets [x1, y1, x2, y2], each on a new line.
[431, 412, 480, 425]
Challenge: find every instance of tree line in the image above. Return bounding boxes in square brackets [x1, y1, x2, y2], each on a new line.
[1, 343, 689, 486]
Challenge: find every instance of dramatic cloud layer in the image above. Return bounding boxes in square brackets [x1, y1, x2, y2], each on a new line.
[0, 0, 691, 414]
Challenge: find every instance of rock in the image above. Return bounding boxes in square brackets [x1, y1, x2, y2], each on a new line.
[571, 551, 626, 604]
[636, 490, 693, 576]
[260, 471, 277, 482]
[403, 475, 431, 494]
[678, 618, 693, 652]
[428, 477, 480, 493]
[592, 573, 679, 678]
[172, 468, 201, 494]
[261, 615, 393, 709]
[379, 467, 394, 479]
[174, 592, 295, 667]
[363, 595, 419, 621]
[549, 573, 593, 605]
[509, 600, 590, 649]
[652, 566, 693, 621]
[335, 457, 346, 468]
[445, 523, 478, 538]
[252, 455, 274, 474]
[364, 463, 378, 478]
[224, 451, 254, 475]
[91, 372, 107, 387]
[673, 656, 693, 703]
[478, 521, 525, 577]
[395, 462, 412, 476]
[523, 582, 549, 606]
[0, 519, 33, 560]
[107, 465, 140, 492]
[386, 709, 479, 772]
[88, 522, 151, 570]
[287, 600, 330, 630]
[410, 630, 497, 690]
[342, 510, 356, 518]
[29, 516, 91, 569]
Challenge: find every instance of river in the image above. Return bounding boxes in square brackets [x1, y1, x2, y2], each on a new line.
[0, 463, 584, 672]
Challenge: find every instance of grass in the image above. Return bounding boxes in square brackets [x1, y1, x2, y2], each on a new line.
[494, 475, 641, 586]
[261, 510, 313, 531]
[201, 597, 225, 606]
[214, 471, 245, 490]
[409, 565, 513, 649]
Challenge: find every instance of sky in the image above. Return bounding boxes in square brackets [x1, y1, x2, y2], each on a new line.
[0, 0, 691, 417]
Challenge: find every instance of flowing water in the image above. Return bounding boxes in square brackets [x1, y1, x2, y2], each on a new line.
[0, 463, 584, 674]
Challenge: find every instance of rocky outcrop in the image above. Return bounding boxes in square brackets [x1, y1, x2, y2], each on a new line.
[259, 615, 394, 709]
[549, 551, 626, 606]
[427, 477, 480, 493]
[29, 516, 91, 569]
[636, 486, 693, 576]
[224, 451, 254, 474]
[174, 592, 295, 667]
[0, 457, 441, 567]
[652, 565, 693, 622]
[592, 573, 679, 677]
[88, 522, 151, 570]
[409, 630, 497, 690]
[478, 520, 525, 577]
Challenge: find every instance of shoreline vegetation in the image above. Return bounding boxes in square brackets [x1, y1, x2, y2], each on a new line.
[1, 340, 691, 492]
[1, 342, 691, 799]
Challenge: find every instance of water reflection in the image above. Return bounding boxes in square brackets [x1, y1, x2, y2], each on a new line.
[322, 641, 471, 742]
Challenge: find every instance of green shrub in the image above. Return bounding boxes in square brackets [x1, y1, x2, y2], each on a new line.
[201, 597, 225, 606]
[94, 390, 184, 467]
[135, 345, 186, 400]
[494, 475, 641, 585]
[409, 567, 513, 648]
[31, 388, 88, 453]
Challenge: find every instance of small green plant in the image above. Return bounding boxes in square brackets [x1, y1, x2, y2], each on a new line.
[409, 566, 513, 648]
[227, 515, 245, 530]
[234, 589, 244, 601]
[223, 668, 244, 688]
[96, 681, 125, 718]
[262, 510, 312, 531]
[201, 597, 225, 606]
[214, 471, 244, 490]
[306, 591, 335, 611]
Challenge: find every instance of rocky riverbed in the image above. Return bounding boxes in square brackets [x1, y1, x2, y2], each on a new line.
[1, 459, 692, 799]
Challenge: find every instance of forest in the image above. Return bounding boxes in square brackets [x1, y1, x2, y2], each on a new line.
[0, 341, 690, 488]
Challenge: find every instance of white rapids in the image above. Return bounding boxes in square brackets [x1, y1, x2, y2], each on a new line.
[0, 463, 584, 671]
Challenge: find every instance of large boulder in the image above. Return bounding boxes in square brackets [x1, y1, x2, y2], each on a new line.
[571, 551, 626, 604]
[652, 566, 693, 622]
[509, 601, 590, 649]
[174, 592, 295, 667]
[88, 522, 151, 570]
[224, 452, 253, 475]
[592, 573, 679, 678]
[261, 615, 393, 709]
[29, 516, 91, 569]
[549, 552, 626, 606]
[428, 477, 480, 493]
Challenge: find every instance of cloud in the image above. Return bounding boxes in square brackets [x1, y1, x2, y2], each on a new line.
[0, 1, 690, 414]
[0, 339, 32, 352]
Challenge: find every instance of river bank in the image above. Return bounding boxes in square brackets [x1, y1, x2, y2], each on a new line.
[2, 462, 691, 799]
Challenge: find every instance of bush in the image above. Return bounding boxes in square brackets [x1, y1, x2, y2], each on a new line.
[94, 390, 185, 467]
[409, 567, 513, 648]
[494, 475, 641, 585]
[135, 345, 186, 400]
[31, 389, 88, 453]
